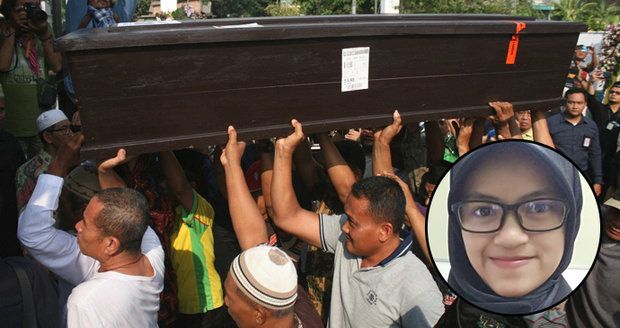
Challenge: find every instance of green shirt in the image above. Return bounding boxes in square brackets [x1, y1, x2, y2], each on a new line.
[0, 37, 46, 137]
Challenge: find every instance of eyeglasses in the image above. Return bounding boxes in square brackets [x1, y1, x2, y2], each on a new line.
[609, 90, 620, 95]
[48, 125, 74, 135]
[451, 199, 567, 233]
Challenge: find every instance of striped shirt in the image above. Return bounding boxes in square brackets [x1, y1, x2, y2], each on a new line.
[170, 191, 224, 314]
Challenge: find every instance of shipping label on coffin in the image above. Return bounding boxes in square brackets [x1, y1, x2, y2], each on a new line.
[342, 47, 370, 92]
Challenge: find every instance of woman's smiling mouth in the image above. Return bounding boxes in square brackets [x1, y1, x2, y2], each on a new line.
[489, 256, 535, 269]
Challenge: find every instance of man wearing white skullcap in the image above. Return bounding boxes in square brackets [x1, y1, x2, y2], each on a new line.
[225, 245, 301, 327]
[220, 125, 323, 328]
[16, 109, 74, 220]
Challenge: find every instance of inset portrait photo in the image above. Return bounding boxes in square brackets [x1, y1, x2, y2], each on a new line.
[427, 140, 601, 316]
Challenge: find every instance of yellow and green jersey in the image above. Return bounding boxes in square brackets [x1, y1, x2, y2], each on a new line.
[170, 191, 224, 314]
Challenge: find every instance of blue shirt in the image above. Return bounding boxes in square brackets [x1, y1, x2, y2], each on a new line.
[64, 0, 137, 33]
[547, 112, 603, 184]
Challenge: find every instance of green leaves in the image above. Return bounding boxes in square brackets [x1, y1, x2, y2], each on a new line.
[552, 0, 620, 31]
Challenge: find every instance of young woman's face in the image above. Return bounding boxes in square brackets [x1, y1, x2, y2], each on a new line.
[460, 161, 565, 297]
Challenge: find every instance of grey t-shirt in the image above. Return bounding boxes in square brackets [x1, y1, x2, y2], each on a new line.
[320, 214, 444, 328]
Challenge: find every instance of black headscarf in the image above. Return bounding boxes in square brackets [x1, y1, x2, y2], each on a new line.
[447, 141, 582, 315]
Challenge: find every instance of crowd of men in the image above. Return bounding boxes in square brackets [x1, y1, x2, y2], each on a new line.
[1, 1, 620, 326]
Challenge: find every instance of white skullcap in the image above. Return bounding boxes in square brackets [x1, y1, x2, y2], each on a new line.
[604, 197, 620, 211]
[36, 109, 68, 132]
[230, 244, 297, 310]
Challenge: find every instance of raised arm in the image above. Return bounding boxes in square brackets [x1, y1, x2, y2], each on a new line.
[258, 145, 275, 219]
[316, 132, 356, 204]
[220, 126, 269, 250]
[17, 133, 99, 286]
[159, 151, 194, 211]
[98, 149, 129, 189]
[382, 172, 430, 263]
[372, 110, 402, 176]
[0, 20, 17, 72]
[28, 17, 62, 73]
[456, 117, 476, 156]
[293, 136, 320, 193]
[586, 46, 598, 72]
[531, 110, 555, 148]
[272, 120, 321, 248]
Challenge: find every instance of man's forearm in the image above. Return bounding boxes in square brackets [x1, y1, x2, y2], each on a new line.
[272, 150, 301, 224]
[318, 133, 356, 203]
[41, 36, 62, 73]
[372, 140, 394, 176]
[531, 112, 555, 148]
[225, 164, 269, 250]
[406, 206, 430, 264]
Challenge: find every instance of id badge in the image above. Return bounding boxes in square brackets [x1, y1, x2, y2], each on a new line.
[583, 136, 591, 148]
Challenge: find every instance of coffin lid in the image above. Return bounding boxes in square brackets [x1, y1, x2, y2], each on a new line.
[56, 14, 587, 52]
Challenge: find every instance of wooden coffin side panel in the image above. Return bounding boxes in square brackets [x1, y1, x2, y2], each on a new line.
[68, 28, 579, 159]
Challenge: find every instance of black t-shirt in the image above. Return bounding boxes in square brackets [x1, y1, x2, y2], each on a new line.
[0, 257, 60, 328]
[0, 130, 25, 257]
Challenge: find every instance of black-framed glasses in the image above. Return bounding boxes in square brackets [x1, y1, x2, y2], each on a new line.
[451, 199, 568, 233]
[48, 125, 79, 135]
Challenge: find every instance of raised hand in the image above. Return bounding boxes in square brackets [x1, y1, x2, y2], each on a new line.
[374, 110, 402, 145]
[380, 171, 414, 211]
[98, 148, 130, 173]
[489, 101, 515, 126]
[345, 128, 362, 142]
[48, 133, 84, 177]
[275, 119, 304, 156]
[220, 125, 246, 168]
[9, 6, 28, 31]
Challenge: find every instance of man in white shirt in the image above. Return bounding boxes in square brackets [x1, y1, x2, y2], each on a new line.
[17, 134, 165, 327]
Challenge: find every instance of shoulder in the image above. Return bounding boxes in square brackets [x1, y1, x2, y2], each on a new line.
[390, 254, 439, 294]
[547, 112, 563, 123]
[145, 247, 165, 279]
[583, 115, 598, 127]
[69, 278, 114, 304]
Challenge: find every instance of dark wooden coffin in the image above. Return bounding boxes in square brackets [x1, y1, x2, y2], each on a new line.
[56, 14, 586, 158]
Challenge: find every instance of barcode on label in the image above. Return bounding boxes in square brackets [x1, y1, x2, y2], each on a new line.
[341, 47, 370, 92]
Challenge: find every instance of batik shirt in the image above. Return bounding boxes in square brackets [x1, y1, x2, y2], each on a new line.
[15, 149, 51, 213]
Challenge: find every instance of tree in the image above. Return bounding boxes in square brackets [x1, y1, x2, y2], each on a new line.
[400, 0, 539, 16]
[265, 3, 301, 16]
[135, 0, 152, 17]
[295, 0, 375, 15]
[211, 0, 272, 17]
[583, 0, 620, 31]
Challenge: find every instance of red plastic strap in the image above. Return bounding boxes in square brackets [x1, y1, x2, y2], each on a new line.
[506, 22, 527, 65]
